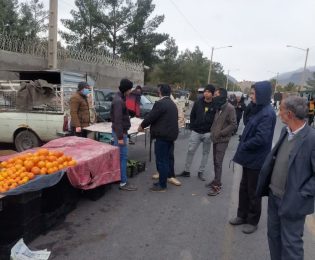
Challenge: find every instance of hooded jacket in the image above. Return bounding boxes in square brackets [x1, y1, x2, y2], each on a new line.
[233, 81, 276, 170]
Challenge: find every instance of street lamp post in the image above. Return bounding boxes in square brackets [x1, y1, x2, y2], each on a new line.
[207, 45, 232, 84]
[225, 68, 239, 90]
[286, 45, 310, 89]
[267, 70, 279, 92]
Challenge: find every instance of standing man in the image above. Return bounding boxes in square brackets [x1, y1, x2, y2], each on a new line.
[111, 78, 137, 191]
[234, 94, 246, 134]
[70, 81, 91, 137]
[207, 88, 237, 196]
[257, 96, 315, 260]
[138, 84, 179, 192]
[177, 84, 216, 181]
[229, 81, 276, 234]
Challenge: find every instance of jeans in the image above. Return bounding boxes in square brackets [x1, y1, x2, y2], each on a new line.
[155, 139, 173, 188]
[184, 131, 211, 173]
[112, 131, 128, 184]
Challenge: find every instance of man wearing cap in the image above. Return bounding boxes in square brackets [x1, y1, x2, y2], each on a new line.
[70, 81, 91, 137]
[207, 88, 237, 196]
[111, 78, 137, 191]
[177, 84, 216, 181]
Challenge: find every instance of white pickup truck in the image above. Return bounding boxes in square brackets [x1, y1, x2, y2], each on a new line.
[0, 70, 95, 151]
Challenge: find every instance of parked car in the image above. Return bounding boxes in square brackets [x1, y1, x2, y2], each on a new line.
[94, 89, 112, 122]
[94, 89, 153, 121]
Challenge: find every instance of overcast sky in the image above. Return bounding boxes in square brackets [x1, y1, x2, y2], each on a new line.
[41, 0, 315, 82]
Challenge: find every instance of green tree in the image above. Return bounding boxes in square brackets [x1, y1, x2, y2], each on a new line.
[0, 0, 19, 35]
[98, 0, 133, 55]
[306, 72, 315, 91]
[149, 37, 179, 84]
[18, 0, 48, 38]
[121, 0, 168, 66]
[284, 82, 298, 92]
[61, 0, 104, 49]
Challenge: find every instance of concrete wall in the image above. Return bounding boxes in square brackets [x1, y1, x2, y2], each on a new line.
[0, 50, 144, 89]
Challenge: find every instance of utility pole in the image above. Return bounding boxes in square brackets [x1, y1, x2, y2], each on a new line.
[48, 0, 58, 69]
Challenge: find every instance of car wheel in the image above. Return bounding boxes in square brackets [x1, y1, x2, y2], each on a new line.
[14, 130, 41, 152]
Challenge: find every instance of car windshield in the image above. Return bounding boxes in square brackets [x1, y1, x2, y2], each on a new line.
[141, 95, 152, 104]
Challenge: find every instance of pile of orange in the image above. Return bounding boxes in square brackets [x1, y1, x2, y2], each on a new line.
[0, 148, 77, 193]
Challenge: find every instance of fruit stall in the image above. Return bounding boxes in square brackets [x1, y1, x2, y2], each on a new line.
[0, 136, 120, 260]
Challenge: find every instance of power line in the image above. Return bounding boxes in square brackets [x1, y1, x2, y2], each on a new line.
[167, 0, 211, 49]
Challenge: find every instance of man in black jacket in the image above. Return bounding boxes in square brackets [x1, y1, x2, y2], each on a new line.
[177, 84, 216, 181]
[138, 84, 179, 192]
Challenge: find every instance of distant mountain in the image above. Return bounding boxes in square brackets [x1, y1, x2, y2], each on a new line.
[272, 66, 315, 85]
[227, 75, 238, 84]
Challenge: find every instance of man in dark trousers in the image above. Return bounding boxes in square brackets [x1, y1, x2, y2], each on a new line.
[207, 88, 237, 196]
[257, 96, 315, 260]
[111, 78, 137, 191]
[230, 81, 276, 234]
[138, 84, 179, 192]
[177, 84, 216, 181]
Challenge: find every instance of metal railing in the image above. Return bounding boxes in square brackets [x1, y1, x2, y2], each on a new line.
[0, 34, 143, 72]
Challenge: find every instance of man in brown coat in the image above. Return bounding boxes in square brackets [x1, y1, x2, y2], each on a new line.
[70, 82, 91, 137]
[208, 88, 237, 196]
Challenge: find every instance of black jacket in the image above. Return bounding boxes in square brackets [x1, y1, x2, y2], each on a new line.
[141, 97, 179, 141]
[111, 92, 131, 139]
[190, 98, 215, 134]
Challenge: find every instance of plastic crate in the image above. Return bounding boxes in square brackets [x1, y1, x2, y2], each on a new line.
[0, 191, 42, 225]
[0, 214, 43, 244]
[41, 178, 65, 213]
[97, 133, 113, 144]
[81, 184, 111, 201]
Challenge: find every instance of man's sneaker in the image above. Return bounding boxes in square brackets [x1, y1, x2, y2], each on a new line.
[152, 173, 159, 180]
[150, 184, 166, 192]
[176, 171, 190, 177]
[119, 183, 137, 191]
[229, 217, 246, 226]
[207, 185, 221, 196]
[242, 224, 258, 234]
[128, 140, 135, 145]
[198, 172, 206, 181]
[205, 180, 222, 188]
[167, 177, 181, 186]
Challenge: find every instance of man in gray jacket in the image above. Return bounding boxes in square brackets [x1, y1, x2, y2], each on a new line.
[257, 96, 315, 260]
[208, 88, 237, 196]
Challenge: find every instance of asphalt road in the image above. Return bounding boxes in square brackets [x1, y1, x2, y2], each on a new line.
[25, 116, 315, 260]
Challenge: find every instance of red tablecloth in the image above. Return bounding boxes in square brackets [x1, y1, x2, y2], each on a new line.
[42, 136, 120, 189]
[0, 137, 121, 191]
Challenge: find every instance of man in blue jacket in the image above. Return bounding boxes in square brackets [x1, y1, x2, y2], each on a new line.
[138, 84, 179, 192]
[257, 96, 315, 260]
[229, 81, 276, 234]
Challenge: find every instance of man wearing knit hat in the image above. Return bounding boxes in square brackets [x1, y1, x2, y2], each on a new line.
[177, 84, 216, 181]
[111, 78, 137, 191]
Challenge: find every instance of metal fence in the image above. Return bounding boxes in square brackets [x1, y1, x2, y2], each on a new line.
[0, 34, 143, 73]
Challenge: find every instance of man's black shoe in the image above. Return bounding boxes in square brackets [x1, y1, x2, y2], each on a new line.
[176, 171, 190, 177]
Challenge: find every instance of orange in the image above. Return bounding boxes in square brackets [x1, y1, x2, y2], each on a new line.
[31, 166, 40, 175]
[68, 160, 77, 166]
[40, 168, 47, 175]
[37, 161, 45, 168]
[38, 149, 49, 156]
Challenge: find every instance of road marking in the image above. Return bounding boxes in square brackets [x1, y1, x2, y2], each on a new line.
[221, 163, 242, 260]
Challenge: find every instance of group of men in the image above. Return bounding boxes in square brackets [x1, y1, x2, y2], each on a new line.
[70, 78, 315, 260]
